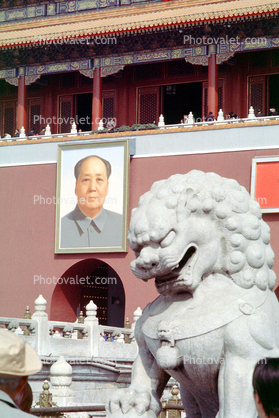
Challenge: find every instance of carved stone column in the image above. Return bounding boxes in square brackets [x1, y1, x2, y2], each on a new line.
[92, 67, 102, 130]
[207, 48, 218, 119]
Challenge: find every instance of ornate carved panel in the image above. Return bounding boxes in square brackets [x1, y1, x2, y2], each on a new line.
[203, 83, 208, 117]
[28, 98, 42, 134]
[4, 102, 16, 136]
[59, 95, 74, 133]
[138, 87, 159, 124]
[102, 91, 115, 123]
[248, 76, 266, 114]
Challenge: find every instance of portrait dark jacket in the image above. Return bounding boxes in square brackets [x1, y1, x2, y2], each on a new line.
[60, 205, 123, 248]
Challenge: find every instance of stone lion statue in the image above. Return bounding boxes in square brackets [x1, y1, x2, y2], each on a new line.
[107, 170, 279, 418]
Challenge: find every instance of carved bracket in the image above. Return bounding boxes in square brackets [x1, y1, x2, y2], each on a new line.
[5, 74, 41, 86]
[79, 69, 94, 78]
[217, 52, 235, 64]
[5, 77, 18, 86]
[25, 74, 41, 85]
[101, 64, 125, 77]
[185, 52, 235, 66]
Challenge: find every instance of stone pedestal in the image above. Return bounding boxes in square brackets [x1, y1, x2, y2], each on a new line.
[50, 356, 74, 406]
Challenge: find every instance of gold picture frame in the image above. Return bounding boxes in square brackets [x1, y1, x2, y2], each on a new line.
[55, 140, 129, 253]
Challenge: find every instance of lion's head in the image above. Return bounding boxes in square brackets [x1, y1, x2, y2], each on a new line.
[128, 170, 276, 296]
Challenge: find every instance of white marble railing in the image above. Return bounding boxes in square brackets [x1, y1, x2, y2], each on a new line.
[0, 295, 140, 360]
[1, 107, 279, 143]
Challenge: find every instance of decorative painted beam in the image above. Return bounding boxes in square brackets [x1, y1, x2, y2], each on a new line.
[1, 36, 278, 83]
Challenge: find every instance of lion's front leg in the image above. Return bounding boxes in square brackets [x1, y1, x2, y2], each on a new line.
[107, 319, 170, 417]
[180, 387, 202, 418]
[218, 353, 258, 418]
[218, 295, 279, 418]
[107, 346, 169, 417]
[219, 312, 276, 418]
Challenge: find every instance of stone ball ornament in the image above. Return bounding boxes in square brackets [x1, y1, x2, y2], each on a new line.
[106, 170, 279, 418]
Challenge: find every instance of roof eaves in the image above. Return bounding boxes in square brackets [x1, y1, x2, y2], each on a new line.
[0, 0, 279, 48]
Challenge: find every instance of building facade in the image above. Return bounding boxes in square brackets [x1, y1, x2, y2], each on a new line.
[1, 0, 279, 135]
[1, 123, 279, 325]
[1, 0, 279, 326]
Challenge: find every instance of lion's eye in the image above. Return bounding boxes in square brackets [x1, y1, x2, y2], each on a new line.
[133, 244, 143, 256]
[160, 230, 176, 248]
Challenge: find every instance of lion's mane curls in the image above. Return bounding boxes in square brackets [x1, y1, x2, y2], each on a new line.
[137, 170, 276, 291]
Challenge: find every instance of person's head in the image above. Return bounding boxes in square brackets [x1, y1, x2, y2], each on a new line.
[15, 128, 19, 134]
[0, 329, 41, 403]
[253, 358, 279, 418]
[107, 119, 116, 127]
[74, 155, 111, 218]
[14, 381, 33, 412]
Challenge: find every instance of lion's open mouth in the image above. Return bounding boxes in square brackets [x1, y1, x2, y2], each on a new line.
[155, 246, 197, 287]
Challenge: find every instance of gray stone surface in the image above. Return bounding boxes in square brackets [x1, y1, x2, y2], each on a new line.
[107, 170, 279, 418]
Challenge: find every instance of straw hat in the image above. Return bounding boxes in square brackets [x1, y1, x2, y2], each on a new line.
[0, 329, 42, 378]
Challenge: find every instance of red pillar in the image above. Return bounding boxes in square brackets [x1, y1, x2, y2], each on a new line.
[118, 79, 128, 126]
[17, 75, 27, 131]
[92, 67, 102, 130]
[207, 52, 218, 119]
[44, 77, 55, 133]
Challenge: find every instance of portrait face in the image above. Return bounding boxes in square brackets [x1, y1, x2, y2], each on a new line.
[75, 156, 109, 218]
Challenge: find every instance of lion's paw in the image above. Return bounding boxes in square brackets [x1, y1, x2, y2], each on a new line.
[106, 387, 159, 417]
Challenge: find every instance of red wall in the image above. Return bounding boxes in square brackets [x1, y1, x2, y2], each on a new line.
[1, 148, 279, 323]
